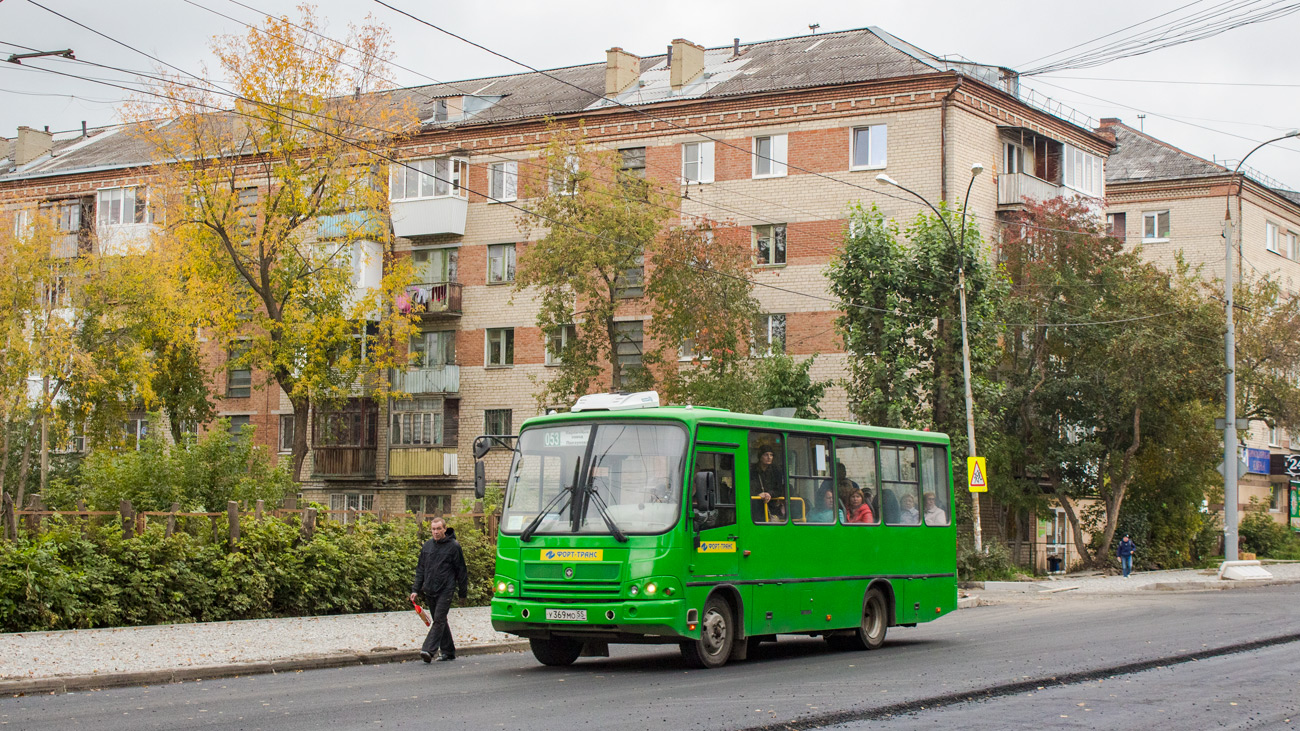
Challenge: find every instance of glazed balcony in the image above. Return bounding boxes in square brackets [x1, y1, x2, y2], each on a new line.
[393, 364, 460, 394]
[997, 172, 1063, 207]
[388, 447, 459, 478]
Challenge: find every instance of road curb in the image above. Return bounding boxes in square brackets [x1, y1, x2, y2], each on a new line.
[0, 640, 532, 697]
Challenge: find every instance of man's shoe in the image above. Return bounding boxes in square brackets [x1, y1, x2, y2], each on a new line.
[420, 651, 433, 664]
[436, 654, 456, 662]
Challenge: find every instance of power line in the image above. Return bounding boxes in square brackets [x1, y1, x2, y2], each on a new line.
[1039, 73, 1300, 89]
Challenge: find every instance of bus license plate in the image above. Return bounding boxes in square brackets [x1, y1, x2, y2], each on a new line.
[545, 609, 587, 622]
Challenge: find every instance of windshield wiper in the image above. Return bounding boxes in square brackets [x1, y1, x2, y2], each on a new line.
[520, 486, 573, 543]
[585, 487, 628, 543]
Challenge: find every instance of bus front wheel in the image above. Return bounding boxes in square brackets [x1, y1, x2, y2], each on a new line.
[828, 588, 888, 651]
[680, 596, 734, 669]
[530, 637, 584, 666]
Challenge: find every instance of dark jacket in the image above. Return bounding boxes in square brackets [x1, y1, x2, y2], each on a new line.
[412, 527, 469, 599]
[1116, 539, 1136, 558]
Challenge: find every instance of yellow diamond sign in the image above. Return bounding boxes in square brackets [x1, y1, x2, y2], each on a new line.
[967, 456, 987, 493]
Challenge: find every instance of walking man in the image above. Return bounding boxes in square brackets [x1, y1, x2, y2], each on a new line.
[410, 517, 469, 663]
[1116, 534, 1137, 578]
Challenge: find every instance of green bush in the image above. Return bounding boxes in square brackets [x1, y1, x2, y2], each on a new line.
[957, 541, 1021, 582]
[1239, 510, 1299, 559]
[0, 512, 497, 633]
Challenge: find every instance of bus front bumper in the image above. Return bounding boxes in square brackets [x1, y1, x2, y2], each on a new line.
[491, 597, 690, 642]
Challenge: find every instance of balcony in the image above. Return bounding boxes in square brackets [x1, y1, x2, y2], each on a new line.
[312, 446, 377, 478]
[317, 211, 386, 240]
[997, 172, 1063, 208]
[389, 447, 459, 478]
[50, 233, 79, 259]
[390, 196, 467, 238]
[402, 282, 463, 317]
[97, 223, 157, 256]
[393, 365, 460, 394]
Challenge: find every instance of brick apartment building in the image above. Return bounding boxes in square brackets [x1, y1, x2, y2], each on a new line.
[1, 27, 1113, 527]
[1100, 118, 1300, 530]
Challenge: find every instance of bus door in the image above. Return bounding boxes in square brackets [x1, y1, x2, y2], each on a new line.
[689, 446, 741, 594]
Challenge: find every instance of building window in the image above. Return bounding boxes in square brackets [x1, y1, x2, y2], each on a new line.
[754, 224, 787, 266]
[389, 158, 467, 201]
[412, 247, 456, 284]
[1270, 423, 1282, 447]
[488, 161, 518, 202]
[682, 141, 714, 183]
[755, 314, 786, 355]
[392, 398, 444, 446]
[614, 321, 644, 388]
[227, 415, 251, 452]
[1266, 222, 1280, 254]
[615, 253, 645, 298]
[406, 494, 450, 516]
[753, 134, 788, 178]
[485, 328, 514, 367]
[851, 124, 887, 169]
[314, 400, 377, 448]
[226, 343, 252, 398]
[411, 330, 456, 367]
[1063, 145, 1103, 197]
[549, 154, 580, 196]
[97, 187, 152, 226]
[329, 493, 374, 517]
[484, 409, 513, 437]
[123, 417, 148, 450]
[487, 243, 516, 284]
[619, 147, 646, 179]
[1107, 212, 1126, 243]
[1289, 232, 1298, 261]
[1004, 142, 1027, 175]
[53, 201, 81, 233]
[1142, 210, 1170, 242]
[546, 324, 577, 366]
[1272, 484, 1286, 512]
[279, 414, 295, 453]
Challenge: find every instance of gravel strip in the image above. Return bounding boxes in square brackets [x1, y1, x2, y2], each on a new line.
[0, 606, 512, 681]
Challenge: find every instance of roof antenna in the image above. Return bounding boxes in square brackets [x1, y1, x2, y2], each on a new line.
[1137, 114, 1145, 132]
[809, 23, 820, 33]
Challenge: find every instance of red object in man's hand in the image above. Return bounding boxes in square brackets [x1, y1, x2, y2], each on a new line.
[412, 599, 431, 626]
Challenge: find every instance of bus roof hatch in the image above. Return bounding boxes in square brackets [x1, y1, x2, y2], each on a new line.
[571, 391, 661, 412]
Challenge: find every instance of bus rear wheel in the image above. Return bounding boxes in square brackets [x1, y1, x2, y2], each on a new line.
[827, 589, 888, 651]
[530, 637, 584, 666]
[680, 596, 734, 669]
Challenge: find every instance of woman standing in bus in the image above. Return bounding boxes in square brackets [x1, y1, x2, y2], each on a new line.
[844, 488, 873, 523]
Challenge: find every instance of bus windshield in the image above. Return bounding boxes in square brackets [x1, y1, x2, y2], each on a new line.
[500, 422, 688, 536]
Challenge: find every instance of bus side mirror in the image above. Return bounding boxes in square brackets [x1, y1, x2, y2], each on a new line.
[474, 461, 486, 499]
[693, 471, 717, 513]
[473, 437, 491, 460]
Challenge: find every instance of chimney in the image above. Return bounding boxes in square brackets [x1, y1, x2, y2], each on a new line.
[670, 38, 704, 90]
[605, 47, 640, 96]
[15, 126, 54, 166]
[733, 38, 740, 56]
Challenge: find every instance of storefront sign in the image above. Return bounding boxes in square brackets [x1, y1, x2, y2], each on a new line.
[1247, 448, 1271, 475]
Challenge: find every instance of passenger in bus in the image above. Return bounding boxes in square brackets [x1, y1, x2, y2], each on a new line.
[923, 492, 946, 524]
[881, 488, 901, 524]
[844, 488, 874, 523]
[808, 485, 842, 523]
[898, 493, 920, 525]
[751, 444, 786, 520]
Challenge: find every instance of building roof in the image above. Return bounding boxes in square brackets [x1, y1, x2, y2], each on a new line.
[0, 26, 1071, 183]
[1101, 121, 1228, 184]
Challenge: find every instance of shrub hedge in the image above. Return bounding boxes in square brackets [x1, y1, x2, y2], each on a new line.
[0, 513, 496, 633]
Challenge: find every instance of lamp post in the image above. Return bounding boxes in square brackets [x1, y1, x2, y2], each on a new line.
[878, 163, 986, 550]
[1221, 129, 1299, 562]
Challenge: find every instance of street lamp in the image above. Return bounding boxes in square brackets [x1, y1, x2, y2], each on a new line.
[1221, 129, 1299, 562]
[878, 163, 986, 551]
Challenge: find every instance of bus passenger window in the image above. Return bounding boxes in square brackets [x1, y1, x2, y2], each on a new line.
[693, 452, 737, 530]
[748, 432, 787, 524]
[882, 444, 920, 526]
[835, 438, 878, 524]
[921, 446, 951, 526]
[787, 435, 832, 523]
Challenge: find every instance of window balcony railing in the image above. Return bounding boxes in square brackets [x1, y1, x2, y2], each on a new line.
[311, 446, 377, 478]
[997, 172, 1063, 207]
[401, 281, 463, 316]
[388, 447, 459, 478]
[50, 233, 80, 259]
[317, 211, 386, 240]
[393, 364, 460, 394]
[96, 223, 157, 256]
[390, 196, 468, 238]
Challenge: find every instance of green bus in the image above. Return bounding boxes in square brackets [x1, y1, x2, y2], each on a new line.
[473, 392, 957, 669]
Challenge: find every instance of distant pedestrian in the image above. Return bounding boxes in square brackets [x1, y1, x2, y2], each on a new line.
[1117, 535, 1137, 578]
[410, 517, 468, 663]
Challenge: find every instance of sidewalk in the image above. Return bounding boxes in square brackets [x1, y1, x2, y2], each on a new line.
[965, 561, 1300, 605]
[0, 606, 526, 695]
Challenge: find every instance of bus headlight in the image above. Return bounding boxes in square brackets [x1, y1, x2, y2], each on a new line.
[495, 581, 507, 593]
[508, 583, 516, 594]
[629, 585, 640, 596]
[644, 582, 658, 596]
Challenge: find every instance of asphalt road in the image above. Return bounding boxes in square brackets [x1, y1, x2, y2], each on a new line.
[4, 585, 1299, 731]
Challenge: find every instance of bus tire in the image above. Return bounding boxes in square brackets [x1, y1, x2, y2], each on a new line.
[828, 589, 888, 651]
[529, 637, 584, 667]
[680, 596, 734, 669]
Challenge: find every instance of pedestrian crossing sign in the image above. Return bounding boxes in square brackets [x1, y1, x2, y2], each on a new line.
[967, 457, 987, 493]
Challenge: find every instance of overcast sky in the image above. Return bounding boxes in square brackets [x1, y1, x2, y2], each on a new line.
[3, 0, 1299, 189]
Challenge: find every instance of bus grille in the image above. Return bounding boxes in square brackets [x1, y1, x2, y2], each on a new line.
[521, 580, 621, 599]
[521, 562, 622, 599]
